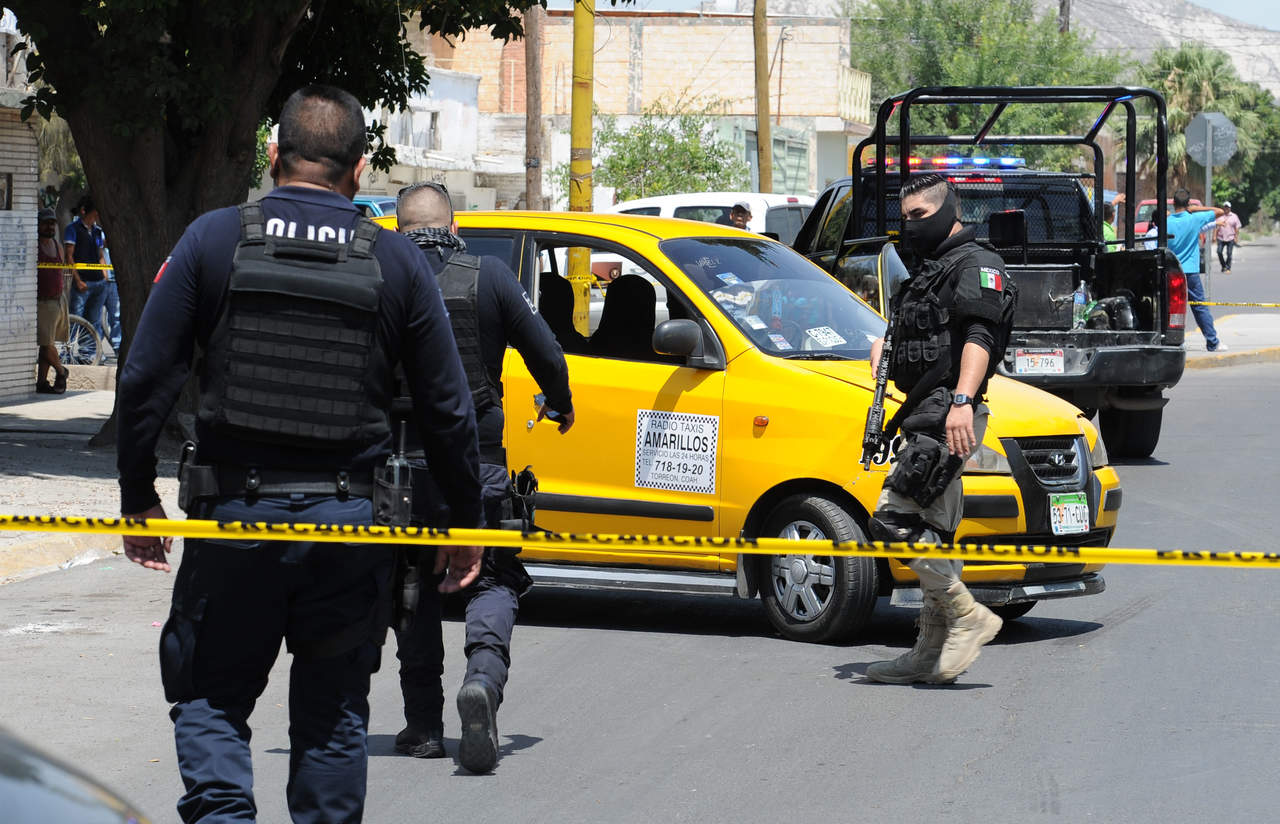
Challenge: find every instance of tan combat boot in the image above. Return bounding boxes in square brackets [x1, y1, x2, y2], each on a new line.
[866, 595, 947, 684]
[930, 581, 1003, 684]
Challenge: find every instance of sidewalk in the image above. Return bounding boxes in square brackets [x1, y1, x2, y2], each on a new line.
[0, 390, 180, 583]
[1184, 313, 1280, 370]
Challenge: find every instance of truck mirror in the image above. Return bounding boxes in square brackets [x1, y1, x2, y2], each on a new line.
[878, 242, 910, 308]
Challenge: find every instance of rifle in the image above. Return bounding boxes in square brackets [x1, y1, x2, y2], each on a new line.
[860, 329, 893, 470]
[376, 422, 419, 633]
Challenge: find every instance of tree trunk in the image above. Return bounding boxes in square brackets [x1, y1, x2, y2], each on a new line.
[47, 6, 311, 449]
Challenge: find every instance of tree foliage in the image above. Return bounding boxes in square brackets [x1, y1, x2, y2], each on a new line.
[1136, 44, 1269, 214]
[848, 0, 1126, 168]
[4, 0, 547, 443]
[559, 103, 750, 203]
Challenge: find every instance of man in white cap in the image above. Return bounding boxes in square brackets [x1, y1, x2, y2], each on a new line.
[1215, 200, 1242, 274]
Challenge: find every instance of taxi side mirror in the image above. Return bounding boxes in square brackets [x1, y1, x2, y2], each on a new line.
[653, 319, 703, 359]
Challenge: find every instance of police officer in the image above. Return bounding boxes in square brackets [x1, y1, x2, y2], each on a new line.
[864, 173, 1013, 686]
[116, 85, 485, 823]
[393, 181, 573, 773]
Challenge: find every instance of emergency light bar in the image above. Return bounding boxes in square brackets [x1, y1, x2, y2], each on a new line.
[866, 156, 1027, 169]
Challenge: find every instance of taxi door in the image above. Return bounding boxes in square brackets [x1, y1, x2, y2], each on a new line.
[503, 233, 727, 572]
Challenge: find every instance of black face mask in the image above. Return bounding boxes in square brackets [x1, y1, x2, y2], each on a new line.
[901, 190, 958, 261]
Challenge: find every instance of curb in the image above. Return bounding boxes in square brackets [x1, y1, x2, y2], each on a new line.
[1184, 345, 1280, 370]
[0, 533, 120, 585]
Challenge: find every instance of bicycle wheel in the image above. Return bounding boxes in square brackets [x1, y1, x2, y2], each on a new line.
[59, 314, 103, 366]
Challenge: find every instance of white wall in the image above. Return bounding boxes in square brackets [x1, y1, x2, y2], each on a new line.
[0, 104, 38, 401]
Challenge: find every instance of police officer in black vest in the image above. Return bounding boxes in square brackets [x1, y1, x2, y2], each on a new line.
[864, 173, 1015, 686]
[393, 181, 573, 773]
[116, 85, 485, 823]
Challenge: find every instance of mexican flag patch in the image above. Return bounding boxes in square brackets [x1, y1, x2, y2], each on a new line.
[979, 266, 1003, 291]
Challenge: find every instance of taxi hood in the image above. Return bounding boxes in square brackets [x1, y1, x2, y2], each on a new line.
[790, 360, 1088, 437]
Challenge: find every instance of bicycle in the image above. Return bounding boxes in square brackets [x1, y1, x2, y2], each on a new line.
[58, 313, 104, 366]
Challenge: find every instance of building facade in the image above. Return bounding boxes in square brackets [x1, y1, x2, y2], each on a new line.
[0, 10, 39, 401]
[368, 3, 872, 209]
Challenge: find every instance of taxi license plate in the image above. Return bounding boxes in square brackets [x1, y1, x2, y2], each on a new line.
[1049, 492, 1089, 536]
[1015, 348, 1065, 375]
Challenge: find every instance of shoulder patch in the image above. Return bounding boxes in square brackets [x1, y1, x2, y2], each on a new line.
[978, 266, 1003, 291]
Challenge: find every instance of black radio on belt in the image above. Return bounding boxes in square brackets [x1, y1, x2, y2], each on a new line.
[374, 422, 413, 527]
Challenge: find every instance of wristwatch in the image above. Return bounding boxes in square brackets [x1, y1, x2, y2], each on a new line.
[951, 393, 973, 407]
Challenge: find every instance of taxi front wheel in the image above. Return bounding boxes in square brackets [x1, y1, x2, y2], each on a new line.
[759, 495, 878, 643]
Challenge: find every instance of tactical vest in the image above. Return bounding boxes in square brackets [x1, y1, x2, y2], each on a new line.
[887, 243, 1017, 395]
[197, 203, 391, 451]
[436, 253, 501, 413]
[887, 260, 957, 394]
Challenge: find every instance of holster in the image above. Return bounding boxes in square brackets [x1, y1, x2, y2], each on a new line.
[883, 430, 964, 508]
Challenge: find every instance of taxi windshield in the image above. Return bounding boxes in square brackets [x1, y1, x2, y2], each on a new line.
[660, 236, 886, 360]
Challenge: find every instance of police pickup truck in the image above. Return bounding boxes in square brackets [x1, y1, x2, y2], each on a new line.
[795, 86, 1186, 458]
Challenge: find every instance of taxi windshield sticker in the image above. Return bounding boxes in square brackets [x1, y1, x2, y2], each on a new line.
[744, 314, 767, 330]
[635, 410, 718, 495]
[805, 326, 847, 347]
[717, 272, 742, 285]
[768, 332, 793, 351]
[979, 266, 1003, 291]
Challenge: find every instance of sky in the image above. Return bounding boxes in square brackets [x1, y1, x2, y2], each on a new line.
[549, 0, 1279, 31]
[1184, 0, 1279, 31]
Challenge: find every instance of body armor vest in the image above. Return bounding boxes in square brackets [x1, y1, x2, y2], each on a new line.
[887, 260, 957, 394]
[197, 203, 390, 451]
[436, 253, 501, 412]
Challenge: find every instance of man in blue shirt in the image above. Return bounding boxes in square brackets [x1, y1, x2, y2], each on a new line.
[62, 196, 109, 337]
[1165, 188, 1226, 351]
[117, 84, 485, 823]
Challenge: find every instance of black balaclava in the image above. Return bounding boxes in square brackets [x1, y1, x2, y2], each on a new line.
[901, 188, 959, 261]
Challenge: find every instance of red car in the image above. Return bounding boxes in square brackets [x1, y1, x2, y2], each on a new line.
[1134, 197, 1200, 235]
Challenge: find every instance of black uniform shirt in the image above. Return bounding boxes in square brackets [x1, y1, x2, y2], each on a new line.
[920, 226, 1006, 399]
[117, 186, 484, 527]
[425, 246, 572, 450]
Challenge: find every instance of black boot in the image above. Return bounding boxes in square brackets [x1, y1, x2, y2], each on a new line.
[456, 681, 499, 773]
[395, 725, 445, 759]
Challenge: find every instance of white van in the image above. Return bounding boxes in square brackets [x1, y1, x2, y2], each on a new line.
[608, 192, 815, 245]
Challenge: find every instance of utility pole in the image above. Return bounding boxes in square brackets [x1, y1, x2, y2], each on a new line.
[753, 0, 774, 192]
[524, 4, 543, 211]
[1058, 0, 1071, 33]
[568, 0, 595, 332]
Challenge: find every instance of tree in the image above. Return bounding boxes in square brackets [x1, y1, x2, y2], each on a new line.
[1136, 44, 1264, 196]
[556, 103, 750, 203]
[6, 0, 545, 443]
[848, 0, 1126, 167]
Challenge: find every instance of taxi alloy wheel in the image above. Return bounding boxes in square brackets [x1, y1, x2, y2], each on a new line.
[759, 495, 878, 643]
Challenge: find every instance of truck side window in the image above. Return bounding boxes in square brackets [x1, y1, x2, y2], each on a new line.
[816, 185, 852, 254]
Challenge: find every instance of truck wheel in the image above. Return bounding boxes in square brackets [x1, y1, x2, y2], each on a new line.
[1100, 408, 1162, 459]
[991, 602, 1036, 621]
[758, 495, 878, 643]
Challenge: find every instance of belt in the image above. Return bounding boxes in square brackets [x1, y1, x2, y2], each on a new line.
[179, 463, 374, 509]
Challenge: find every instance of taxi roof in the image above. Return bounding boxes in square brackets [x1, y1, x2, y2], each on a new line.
[445, 210, 765, 242]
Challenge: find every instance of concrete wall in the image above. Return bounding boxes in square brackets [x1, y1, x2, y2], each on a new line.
[0, 103, 39, 401]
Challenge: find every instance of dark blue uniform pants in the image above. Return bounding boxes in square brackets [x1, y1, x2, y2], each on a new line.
[396, 463, 519, 730]
[161, 495, 393, 824]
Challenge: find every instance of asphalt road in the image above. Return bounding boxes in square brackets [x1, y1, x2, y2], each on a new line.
[3, 364, 1279, 822]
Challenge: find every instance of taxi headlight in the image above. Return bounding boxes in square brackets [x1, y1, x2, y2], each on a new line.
[964, 442, 1011, 474]
[1089, 431, 1109, 468]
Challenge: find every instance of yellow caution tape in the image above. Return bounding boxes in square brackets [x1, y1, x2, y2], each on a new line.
[2, 514, 1278, 569]
[1188, 301, 1280, 308]
[36, 262, 114, 270]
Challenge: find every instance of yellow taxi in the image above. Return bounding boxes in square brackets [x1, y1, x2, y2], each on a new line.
[378, 212, 1120, 643]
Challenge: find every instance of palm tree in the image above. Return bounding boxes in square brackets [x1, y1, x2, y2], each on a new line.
[1137, 44, 1261, 192]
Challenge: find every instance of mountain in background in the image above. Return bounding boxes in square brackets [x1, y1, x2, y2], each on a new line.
[1035, 0, 1280, 98]
[714, 0, 1280, 98]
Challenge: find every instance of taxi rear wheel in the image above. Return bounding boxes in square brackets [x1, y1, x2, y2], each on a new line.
[758, 495, 878, 643]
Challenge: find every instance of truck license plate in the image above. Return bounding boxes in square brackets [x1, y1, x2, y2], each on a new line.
[1048, 492, 1090, 536]
[1015, 348, 1065, 375]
